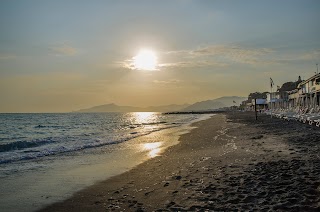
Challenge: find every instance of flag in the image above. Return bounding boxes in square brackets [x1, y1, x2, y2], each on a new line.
[270, 77, 274, 88]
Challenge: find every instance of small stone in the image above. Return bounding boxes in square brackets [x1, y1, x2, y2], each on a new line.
[175, 176, 182, 180]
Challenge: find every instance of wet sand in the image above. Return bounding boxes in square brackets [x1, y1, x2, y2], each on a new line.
[40, 112, 320, 211]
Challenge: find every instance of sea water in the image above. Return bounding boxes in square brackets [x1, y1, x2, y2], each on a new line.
[0, 112, 211, 211]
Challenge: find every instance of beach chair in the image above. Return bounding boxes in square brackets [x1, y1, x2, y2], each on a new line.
[275, 108, 286, 118]
[281, 107, 298, 120]
[292, 107, 308, 122]
[314, 116, 320, 127]
[307, 106, 320, 125]
[284, 107, 306, 121]
[272, 108, 282, 118]
[299, 108, 314, 123]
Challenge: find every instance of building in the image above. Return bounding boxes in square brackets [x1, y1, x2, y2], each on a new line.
[287, 89, 299, 108]
[252, 98, 267, 110]
[296, 73, 320, 108]
[268, 74, 320, 109]
[266, 91, 280, 109]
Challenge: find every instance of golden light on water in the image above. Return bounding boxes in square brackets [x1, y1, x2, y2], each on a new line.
[133, 112, 156, 123]
[143, 142, 162, 158]
[133, 49, 158, 71]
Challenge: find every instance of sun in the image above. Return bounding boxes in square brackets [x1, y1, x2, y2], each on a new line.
[133, 49, 158, 70]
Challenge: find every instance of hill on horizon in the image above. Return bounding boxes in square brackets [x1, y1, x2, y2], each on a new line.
[75, 103, 190, 113]
[74, 96, 246, 113]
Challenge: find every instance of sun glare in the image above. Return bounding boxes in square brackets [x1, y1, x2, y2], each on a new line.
[133, 49, 157, 70]
[143, 142, 162, 158]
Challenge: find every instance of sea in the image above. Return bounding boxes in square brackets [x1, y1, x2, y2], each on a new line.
[0, 112, 211, 211]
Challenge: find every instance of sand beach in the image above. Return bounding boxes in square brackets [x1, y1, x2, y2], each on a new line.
[40, 112, 320, 211]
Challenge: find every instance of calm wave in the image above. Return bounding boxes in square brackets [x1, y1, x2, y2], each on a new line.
[0, 112, 199, 164]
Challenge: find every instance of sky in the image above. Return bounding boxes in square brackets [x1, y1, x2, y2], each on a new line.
[0, 0, 319, 112]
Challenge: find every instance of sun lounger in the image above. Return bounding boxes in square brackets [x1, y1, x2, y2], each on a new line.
[299, 108, 315, 123]
[283, 107, 307, 121]
[305, 107, 320, 125]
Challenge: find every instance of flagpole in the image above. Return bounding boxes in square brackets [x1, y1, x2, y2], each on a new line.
[271, 85, 273, 118]
[270, 77, 273, 119]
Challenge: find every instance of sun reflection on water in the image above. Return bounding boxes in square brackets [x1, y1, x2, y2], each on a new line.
[143, 142, 162, 158]
[133, 112, 157, 123]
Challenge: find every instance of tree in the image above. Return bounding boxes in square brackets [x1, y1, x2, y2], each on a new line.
[248, 92, 268, 101]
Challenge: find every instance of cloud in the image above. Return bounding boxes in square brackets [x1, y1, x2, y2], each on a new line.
[119, 59, 134, 69]
[153, 79, 181, 84]
[0, 54, 16, 60]
[300, 49, 320, 61]
[49, 44, 77, 56]
[120, 47, 229, 71]
[160, 45, 277, 66]
[119, 58, 161, 71]
[164, 50, 191, 56]
[191, 45, 275, 64]
[121, 59, 139, 70]
[121, 44, 319, 71]
[158, 60, 227, 68]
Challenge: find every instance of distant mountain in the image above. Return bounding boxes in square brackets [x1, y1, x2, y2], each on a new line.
[75, 103, 190, 113]
[75, 96, 246, 113]
[211, 96, 247, 107]
[182, 96, 246, 112]
[76, 104, 140, 113]
[182, 100, 226, 111]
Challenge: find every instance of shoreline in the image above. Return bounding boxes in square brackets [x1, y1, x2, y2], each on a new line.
[41, 112, 320, 211]
[0, 114, 212, 212]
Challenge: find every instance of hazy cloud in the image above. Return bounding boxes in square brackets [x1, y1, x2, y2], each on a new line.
[120, 58, 160, 71]
[49, 44, 77, 56]
[122, 45, 319, 71]
[153, 79, 181, 84]
[191, 45, 275, 65]
[161, 45, 276, 66]
[192, 45, 273, 56]
[159, 60, 227, 69]
[0, 54, 16, 60]
[120, 59, 135, 70]
[300, 49, 320, 61]
[164, 50, 191, 56]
